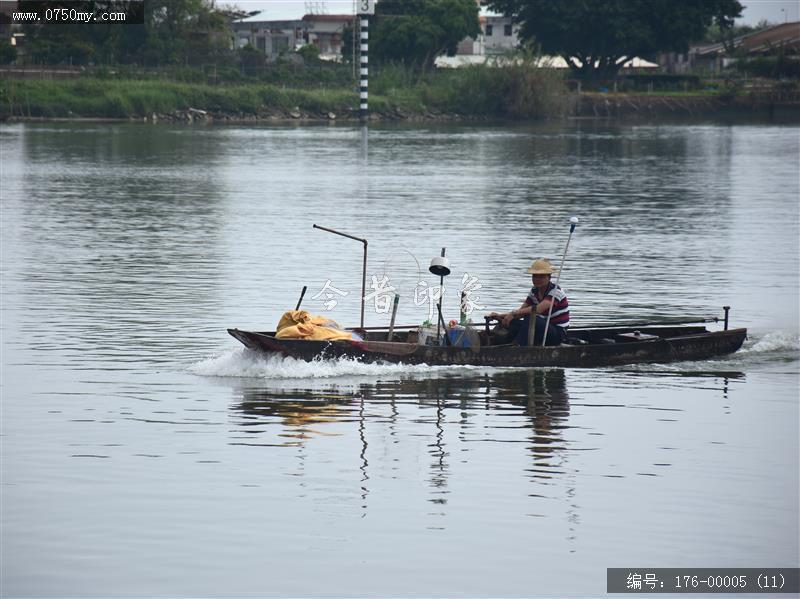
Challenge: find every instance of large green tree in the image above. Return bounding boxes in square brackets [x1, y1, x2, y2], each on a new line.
[135, 0, 233, 65]
[371, 0, 480, 71]
[19, 0, 235, 65]
[18, 1, 142, 64]
[487, 0, 743, 77]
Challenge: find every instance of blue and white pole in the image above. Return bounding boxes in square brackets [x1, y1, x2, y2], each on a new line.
[541, 216, 580, 347]
[359, 16, 369, 122]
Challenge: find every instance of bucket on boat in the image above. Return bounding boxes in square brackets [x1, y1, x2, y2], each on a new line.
[417, 324, 441, 346]
[447, 326, 473, 348]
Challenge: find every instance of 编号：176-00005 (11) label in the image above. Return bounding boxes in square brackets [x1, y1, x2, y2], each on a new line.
[607, 568, 800, 593]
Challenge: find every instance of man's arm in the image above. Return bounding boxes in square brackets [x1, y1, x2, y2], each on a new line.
[499, 301, 544, 327]
[491, 298, 552, 327]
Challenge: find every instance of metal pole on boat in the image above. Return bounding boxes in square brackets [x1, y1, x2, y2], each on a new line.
[541, 216, 579, 347]
[295, 285, 307, 311]
[429, 248, 451, 345]
[436, 301, 452, 346]
[312, 224, 368, 329]
[387, 294, 399, 340]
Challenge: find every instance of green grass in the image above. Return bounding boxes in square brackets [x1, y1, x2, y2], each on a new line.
[0, 79, 339, 118]
[2, 63, 792, 121]
[371, 62, 568, 118]
[1, 64, 570, 120]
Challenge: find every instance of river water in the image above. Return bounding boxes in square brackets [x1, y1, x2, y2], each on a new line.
[1, 120, 798, 597]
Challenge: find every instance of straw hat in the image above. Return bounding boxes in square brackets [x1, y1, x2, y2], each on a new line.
[526, 258, 557, 275]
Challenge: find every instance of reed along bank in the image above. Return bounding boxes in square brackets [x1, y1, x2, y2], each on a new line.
[2, 65, 798, 123]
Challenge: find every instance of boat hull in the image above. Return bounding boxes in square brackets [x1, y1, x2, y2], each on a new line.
[227, 327, 748, 368]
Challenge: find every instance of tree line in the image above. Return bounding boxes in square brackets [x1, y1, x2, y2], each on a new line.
[4, 0, 746, 77]
[5, 0, 246, 66]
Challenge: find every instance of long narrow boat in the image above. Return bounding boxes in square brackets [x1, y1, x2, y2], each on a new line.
[227, 321, 747, 368]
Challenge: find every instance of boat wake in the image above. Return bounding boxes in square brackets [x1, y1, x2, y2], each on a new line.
[738, 330, 799, 355]
[189, 347, 480, 380]
[189, 331, 798, 381]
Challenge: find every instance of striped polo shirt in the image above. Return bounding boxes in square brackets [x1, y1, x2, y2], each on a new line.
[524, 282, 570, 328]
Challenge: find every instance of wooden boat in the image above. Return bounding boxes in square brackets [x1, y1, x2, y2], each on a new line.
[235, 225, 746, 367]
[227, 321, 747, 368]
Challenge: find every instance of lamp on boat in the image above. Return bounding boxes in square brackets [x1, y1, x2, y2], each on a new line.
[429, 248, 451, 344]
[428, 255, 450, 277]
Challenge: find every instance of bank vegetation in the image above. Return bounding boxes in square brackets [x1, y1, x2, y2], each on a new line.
[3, 47, 799, 123]
[0, 61, 570, 122]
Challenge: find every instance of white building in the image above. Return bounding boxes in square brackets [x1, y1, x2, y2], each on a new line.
[303, 14, 353, 59]
[232, 1, 356, 60]
[480, 8, 520, 55]
[453, 8, 520, 57]
[233, 12, 305, 56]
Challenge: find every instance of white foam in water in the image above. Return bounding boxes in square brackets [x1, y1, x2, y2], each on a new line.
[739, 330, 800, 355]
[189, 347, 472, 380]
[189, 331, 799, 381]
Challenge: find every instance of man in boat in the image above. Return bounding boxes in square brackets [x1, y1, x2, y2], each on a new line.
[489, 258, 569, 346]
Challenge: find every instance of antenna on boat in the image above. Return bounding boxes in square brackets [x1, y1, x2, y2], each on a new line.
[540, 216, 579, 347]
[313, 224, 368, 329]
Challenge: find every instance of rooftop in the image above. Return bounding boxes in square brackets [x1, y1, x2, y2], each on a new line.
[693, 21, 800, 56]
[235, 1, 356, 23]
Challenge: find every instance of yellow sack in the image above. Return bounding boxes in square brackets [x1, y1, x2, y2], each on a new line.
[275, 310, 354, 341]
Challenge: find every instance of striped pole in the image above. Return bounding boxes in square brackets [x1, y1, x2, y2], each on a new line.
[359, 16, 369, 122]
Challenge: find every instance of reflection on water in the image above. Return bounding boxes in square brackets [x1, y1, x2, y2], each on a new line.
[221, 363, 758, 561]
[232, 368, 573, 517]
[233, 369, 570, 444]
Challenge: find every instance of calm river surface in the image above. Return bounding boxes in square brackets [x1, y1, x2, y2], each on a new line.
[1, 120, 798, 597]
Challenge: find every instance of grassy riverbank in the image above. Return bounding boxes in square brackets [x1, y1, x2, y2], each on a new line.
[1, 78, 352, 119]
[0, 64, 568, 121]
[3, 66, 796, 122]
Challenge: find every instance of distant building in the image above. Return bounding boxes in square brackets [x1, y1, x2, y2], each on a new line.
[232, 4, 354, 61]
[481, 9, 520, 55]
[233, 1, 660, 72]
[233, 12, 306, 57]
[662, 21, 800, 74]
[302, 14, 352, 60]
[452, 8, 519, 57]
